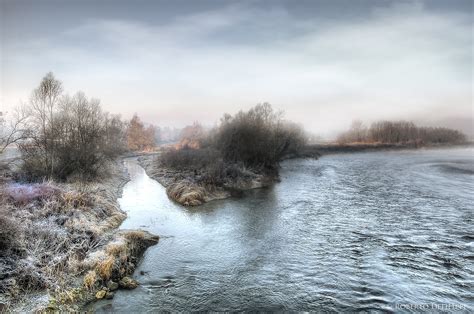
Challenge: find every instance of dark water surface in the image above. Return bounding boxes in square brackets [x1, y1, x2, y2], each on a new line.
[93, 148, 473, 312]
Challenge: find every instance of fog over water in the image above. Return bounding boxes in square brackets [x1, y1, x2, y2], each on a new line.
[1, 0, 472, 138]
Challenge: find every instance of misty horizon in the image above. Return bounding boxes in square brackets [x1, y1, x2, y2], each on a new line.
[1, 0, 472, 138]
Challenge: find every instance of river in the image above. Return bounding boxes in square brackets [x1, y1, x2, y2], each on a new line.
[92, 147, 473, 312]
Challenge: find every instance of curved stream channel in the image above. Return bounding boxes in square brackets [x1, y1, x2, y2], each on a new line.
[92, 147, 473, 312]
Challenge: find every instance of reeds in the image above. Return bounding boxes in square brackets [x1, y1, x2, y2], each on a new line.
[166, 180, 206, 206]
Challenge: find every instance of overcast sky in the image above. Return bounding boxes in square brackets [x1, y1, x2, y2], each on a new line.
[1, 0, 472, 137]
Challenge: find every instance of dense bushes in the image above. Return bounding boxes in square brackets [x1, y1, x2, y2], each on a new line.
[160, 147, 220, 170]
[337, 120, 466, 145]
[158, 104, 307, 204]
[214, 103, 307, 169]
[160, 103, 307, 172]
[18, 73, 127, 181]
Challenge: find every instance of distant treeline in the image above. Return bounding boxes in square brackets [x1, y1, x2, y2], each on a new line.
[337, 120, 466, 145]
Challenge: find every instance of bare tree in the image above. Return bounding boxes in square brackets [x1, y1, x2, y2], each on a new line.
[27, 72, 63, 177]
[19, 73, 127, 181]
[0, 107, 29, 155]
[214, 103, 306, 169]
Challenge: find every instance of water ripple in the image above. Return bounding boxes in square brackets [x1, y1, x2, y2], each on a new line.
[92, 147, 474, 312]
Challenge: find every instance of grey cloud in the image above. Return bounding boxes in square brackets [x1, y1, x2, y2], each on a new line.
[1, 0, 472, 138]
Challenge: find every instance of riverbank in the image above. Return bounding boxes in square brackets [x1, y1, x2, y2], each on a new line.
[138, 154, 278, 206]
[0, 158, 159, 312]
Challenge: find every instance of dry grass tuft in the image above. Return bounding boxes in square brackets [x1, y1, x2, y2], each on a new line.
[123, 230, 146, 241]
[102, 212, 127, 230]
[60, 191, 92, 208]
[54, 287, 84, 304]
[96, 255, 115, 281]
[166, 180, 205, 206]
[83, 271, 97, 291]
[105, 242, 126, 257]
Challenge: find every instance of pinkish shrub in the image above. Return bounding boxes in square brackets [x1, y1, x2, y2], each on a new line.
[3, 183, 60, 205]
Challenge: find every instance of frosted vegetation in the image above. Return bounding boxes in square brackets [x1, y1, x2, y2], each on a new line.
[0, 180, 126, 299]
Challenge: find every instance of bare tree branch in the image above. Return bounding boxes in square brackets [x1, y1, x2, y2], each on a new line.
[0, 105, 30, 154]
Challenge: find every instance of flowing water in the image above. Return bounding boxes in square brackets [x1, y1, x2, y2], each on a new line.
[93, 147, 473, 312]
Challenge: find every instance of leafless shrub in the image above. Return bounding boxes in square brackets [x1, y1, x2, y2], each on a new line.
[158, 104, 306, 198]
[0, 106, 30, 155]
[160, 147, 220, 170]
[161, 104, 306, 173]
[197, 160, 246, 187]
[18, 73, 127, 182]
[214, 103, 307, 170]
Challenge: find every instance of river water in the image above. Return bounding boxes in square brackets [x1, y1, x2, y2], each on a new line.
[93, 147, 473, 312]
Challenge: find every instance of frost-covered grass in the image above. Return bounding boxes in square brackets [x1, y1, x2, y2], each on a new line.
[3, 182, 60, 205]
[0, 180, 126, 308]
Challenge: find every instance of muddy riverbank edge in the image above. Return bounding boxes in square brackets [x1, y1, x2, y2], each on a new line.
[138, 154, 284, 206]
[1, 158, 160, 313]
